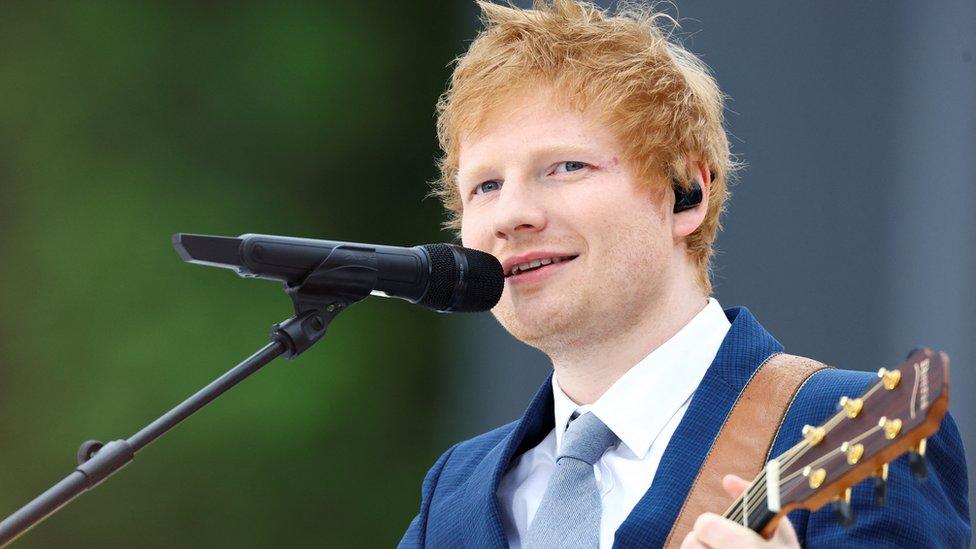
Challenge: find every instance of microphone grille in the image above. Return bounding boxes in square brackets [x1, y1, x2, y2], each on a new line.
[419, 244, 503, 312]
[419, 244, 458, 311]
[456, 246, 504, 312]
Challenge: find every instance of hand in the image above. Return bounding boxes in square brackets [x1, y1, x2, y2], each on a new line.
[680, 474, 800, 549]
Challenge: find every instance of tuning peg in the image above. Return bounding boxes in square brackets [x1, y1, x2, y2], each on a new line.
[838, 396, 863, 418]
[908, 452, 927, 479]
[841, 441, 865, 464]
[873, 464, 889, 506]
[872, 477, 888, 506]
[879, 416, 903, 440]
[802, 424, 826, 445]
[832, 488, 856, 527]
[877, 368, 902, 390]
[909, 438, 928, 480]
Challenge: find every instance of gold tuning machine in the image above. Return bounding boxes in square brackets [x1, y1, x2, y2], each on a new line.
[803, 466, 827, 489]
[877, 368, 902, 390]
[878, 416, 903, 440]
[909, 438, 928, 480]
[916, 438, 927, 457]
[841, 441, 865, 464]
[802, 424, 826, 445]
[839, 396, 864, 418]
[832, 488, 855, 526]
[873, 463, 889, 505]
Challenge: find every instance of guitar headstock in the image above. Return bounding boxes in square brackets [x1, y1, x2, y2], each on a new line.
[727, 348, 950, 536]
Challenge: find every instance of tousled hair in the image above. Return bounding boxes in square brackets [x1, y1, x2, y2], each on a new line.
[434, 0, 735, 293]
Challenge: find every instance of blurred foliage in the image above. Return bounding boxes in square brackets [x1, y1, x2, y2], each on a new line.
[0, 2, 467, 547]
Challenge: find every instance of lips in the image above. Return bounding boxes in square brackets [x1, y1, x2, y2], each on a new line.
[502, 252, 579, 278]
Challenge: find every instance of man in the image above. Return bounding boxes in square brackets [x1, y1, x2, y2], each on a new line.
[401, 1, 971, 547]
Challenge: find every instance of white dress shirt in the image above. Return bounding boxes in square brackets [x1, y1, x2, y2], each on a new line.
[497, 298, 732, 548]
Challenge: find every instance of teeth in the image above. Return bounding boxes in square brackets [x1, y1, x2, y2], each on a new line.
[509, 256, 572, 276]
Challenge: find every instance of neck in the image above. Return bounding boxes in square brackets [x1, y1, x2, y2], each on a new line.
[548, 280, 708, 405]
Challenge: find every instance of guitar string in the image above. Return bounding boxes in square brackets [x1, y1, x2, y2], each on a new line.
[745, 378, 886, 501]
[727, 445, 801, 524]
[727, 407, 846, 523]
[725, 377, 878, 523]
[729, 419, 837, 523]
[773, 423, 883, 488]
[736, 409, 880, 522]
[732, 437, 819, 525]
[766, 380, 887, 490]
[723, 463, 768, 521]
[736, 389, 894, 524]
[740, 444, 813, 523]
[725, 440, 808, 523]
[728, 377, 889, 525]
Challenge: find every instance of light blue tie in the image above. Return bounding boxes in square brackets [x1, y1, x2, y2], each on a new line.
[525, 412, 620, 549]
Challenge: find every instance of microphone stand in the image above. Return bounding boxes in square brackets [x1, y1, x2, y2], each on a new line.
[0, 253, 378, 547]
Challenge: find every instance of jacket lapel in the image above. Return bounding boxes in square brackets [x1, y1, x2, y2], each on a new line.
[613, 307, 784, 548]
[453, 375, 555, 547]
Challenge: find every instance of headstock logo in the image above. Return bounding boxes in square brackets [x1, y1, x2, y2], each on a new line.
[919, 358, 930, 410]
[912, 358, 931, 418]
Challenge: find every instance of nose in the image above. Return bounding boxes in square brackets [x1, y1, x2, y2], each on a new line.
[492, 178, 547, 240]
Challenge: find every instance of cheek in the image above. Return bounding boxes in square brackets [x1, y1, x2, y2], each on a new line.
[459, 214, 489, 252]
[588, 193, 671, 269]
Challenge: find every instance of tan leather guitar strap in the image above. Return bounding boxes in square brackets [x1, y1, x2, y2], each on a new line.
[663, 353, 830, 547]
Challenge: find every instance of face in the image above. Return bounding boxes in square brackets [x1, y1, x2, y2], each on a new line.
[457, 89, 680, 351]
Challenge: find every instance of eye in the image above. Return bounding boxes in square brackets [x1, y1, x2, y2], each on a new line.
[551, 161, 589, 174]
[473, 180, 502, 195]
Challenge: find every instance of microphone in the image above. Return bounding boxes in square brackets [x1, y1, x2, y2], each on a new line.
[172, 233, 504, 313]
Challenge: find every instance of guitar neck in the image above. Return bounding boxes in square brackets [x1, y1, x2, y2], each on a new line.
[721, 466, 777, 534]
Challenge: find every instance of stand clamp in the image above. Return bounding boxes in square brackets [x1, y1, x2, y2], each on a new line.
[272, 245, 377, 358]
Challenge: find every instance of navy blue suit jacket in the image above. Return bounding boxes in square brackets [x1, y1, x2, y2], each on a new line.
[400, 308, 971, 547]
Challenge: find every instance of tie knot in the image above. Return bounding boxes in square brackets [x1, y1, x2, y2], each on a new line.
[558, 412, 619, 465]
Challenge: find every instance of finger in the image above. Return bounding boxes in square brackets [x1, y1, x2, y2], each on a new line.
[722, 474, 751, 499]
[694, 512, 765, 548]
[679, 530, 709, 549]
[770, 516, 801, 547]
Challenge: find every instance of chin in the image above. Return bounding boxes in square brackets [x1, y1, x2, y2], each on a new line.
[492, 298, 583, 351]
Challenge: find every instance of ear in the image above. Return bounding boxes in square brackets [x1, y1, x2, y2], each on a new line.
[672, 156, 711, 241]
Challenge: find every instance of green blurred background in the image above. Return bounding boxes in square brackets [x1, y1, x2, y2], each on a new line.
[0, 2, 468, 547]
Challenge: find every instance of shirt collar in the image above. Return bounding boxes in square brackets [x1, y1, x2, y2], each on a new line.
[552, 298, 731, 459]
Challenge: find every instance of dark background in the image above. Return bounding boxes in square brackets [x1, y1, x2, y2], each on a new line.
[1, 2, 972, 547]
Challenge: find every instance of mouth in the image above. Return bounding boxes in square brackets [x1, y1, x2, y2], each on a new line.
[504, 254, 579, 279]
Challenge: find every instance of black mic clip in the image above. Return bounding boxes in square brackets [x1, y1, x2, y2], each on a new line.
[272, 246, 378, 358]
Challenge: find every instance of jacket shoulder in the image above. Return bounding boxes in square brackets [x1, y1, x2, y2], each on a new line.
[435, 420, 519, 486]
[399, 420, 520, 548]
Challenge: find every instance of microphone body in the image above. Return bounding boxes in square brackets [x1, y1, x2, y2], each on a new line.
[173, 233, 503, 313]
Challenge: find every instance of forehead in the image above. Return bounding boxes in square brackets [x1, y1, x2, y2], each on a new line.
[457, 88, 619, 176]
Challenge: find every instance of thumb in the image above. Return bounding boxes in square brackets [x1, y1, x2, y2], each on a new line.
[722, 474, 751, 499]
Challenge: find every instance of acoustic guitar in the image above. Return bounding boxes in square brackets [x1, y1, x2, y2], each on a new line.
[722, 348, 950, 535]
